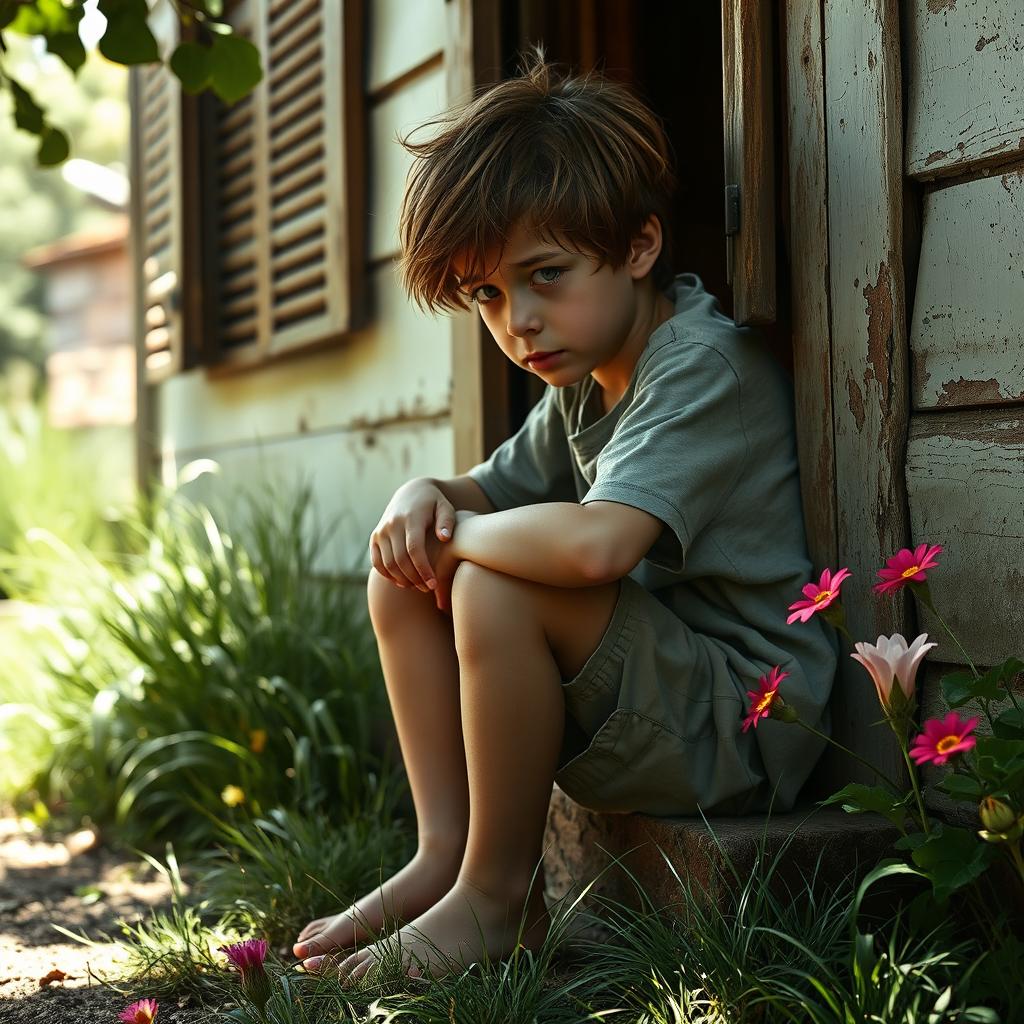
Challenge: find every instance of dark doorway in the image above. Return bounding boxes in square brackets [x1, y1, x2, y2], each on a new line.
[496, 0, 734, 433]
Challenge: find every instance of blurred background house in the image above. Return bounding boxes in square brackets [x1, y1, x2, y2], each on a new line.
[21, 210, 135, 502]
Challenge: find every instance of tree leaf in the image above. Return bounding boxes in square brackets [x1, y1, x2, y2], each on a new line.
[37, 123, 69, 165]
[169, 40, 210, 93]
[98, 1, 159, 65]
[10, 78, 45, 133]
[207, 30, 262, 104]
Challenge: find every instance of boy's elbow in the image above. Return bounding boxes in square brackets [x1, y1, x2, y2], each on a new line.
[574, 537, 624, 586]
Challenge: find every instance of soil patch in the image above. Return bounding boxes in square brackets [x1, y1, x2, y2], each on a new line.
[0, 811, 209, 1023]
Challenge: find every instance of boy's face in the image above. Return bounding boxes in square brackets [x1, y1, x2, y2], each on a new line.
[453, 220, 655, 385]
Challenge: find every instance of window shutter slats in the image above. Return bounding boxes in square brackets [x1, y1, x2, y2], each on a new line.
[132, 0, 366, 372]
[132, 0, 185, 382]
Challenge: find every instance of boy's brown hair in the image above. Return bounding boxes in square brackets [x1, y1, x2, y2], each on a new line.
[397, 47, 677, 314]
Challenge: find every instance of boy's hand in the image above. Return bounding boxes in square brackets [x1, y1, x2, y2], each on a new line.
[369, 479, 457, 592]
[428, 510, 478, 615]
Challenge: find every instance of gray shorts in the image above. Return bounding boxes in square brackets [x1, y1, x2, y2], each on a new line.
[554, 574, 771, 817]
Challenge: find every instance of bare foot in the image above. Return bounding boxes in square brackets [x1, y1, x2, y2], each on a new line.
[292, 848, 462, 967]
[306, 878, 550, 986]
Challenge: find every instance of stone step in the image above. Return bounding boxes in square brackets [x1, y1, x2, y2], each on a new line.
[542, 785, 901, 935]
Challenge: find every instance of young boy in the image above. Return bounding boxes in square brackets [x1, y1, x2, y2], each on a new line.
[293, 52, 837, 985]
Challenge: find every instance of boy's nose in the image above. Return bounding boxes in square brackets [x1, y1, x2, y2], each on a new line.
[506, 299, 541, 338]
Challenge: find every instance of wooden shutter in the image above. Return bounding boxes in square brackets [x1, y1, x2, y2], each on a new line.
[208, 0, 367, 368]
[721, 0, 776, 325]
[130, 0, 186, 383]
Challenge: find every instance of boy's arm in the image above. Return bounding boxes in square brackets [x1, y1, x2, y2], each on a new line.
[425, 475, 497, 515]
[445, 500, 663, 588]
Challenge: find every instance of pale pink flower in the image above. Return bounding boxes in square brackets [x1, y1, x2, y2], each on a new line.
[850, 633, 937, 712]
[118, 999, 158, 1024]
[874, 543, 943, 595]
[787, 567, 851, 624]
[910, 712, 980, 766]
[742, 666, 790, 733]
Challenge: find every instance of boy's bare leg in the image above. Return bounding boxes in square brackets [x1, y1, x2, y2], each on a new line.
[325, 561, 620, 984]
[292, 569, 470, 964]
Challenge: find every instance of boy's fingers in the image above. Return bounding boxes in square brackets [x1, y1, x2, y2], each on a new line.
[369, 540, 399, 586]
[375, 535, 416, 589]
[406, 531, 436, 590]
[435, 500, 455, 540]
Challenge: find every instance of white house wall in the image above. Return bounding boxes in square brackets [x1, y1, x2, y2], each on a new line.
[157, 4, 463, 581]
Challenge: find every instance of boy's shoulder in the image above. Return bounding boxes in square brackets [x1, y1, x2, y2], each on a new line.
[632, 275, 789, 400]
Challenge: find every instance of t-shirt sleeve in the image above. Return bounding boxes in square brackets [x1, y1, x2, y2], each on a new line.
[466, 385, 578, 511]
[580, 341, 749, 573]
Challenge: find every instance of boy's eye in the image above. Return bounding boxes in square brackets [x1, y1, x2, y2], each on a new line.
[470, 284, 501, 303]
[470, 267, 565, 305]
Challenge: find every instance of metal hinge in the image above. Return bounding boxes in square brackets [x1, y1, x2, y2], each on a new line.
[724, 184, 740, 285]
[724, 184, 740, 236]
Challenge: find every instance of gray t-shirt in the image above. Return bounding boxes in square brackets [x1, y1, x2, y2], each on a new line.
[467, 273, 837, 808]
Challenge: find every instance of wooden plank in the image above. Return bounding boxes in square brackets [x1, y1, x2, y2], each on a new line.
[783, 0, 837, 573]
[906, 409, 1024, 668]
[445, 0, 509, 473]
[910, 167, 1024, 410]
[905, 1, 1024, 180]
[823, 0, 912, 790]
[171, 420, 457, 578]
[158, 261, 451, 453]
[721, 0, 776, 325]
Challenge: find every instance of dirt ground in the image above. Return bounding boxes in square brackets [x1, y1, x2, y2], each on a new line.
[0, 809, 211, 1024]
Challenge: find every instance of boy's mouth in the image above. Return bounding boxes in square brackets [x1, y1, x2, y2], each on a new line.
[524, 350, 564, 367]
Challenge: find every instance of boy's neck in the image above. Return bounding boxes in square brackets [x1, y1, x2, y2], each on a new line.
[592, 286, 675, 411]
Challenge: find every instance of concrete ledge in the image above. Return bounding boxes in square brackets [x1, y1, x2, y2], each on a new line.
[543, 785, 901, 931]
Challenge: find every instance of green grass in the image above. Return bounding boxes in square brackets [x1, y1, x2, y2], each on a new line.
[0, 474, 391, 855]
[57, 808, 1007, 1024]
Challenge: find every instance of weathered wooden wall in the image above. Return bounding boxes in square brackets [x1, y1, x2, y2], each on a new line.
[805, 0, 913, 795]
[155, 0, 472, 578]
[903, 1, 1024, 816]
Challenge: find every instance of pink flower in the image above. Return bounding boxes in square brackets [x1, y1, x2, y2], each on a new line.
[850, 633, 937, 712]
[787, 567, 851, 624]
[742, 666, 790, 733]
[909, 711, 980, 766]
[118, 999, 158, 1024]
[219, 938, 272, 1009]
[218, 938, 268, 980]
[873, 543, 943, 595]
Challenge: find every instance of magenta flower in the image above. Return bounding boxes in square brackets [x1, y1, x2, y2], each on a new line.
[742, 666, 790, 733]
[118, 999, 158, 1024]
[219, 938, 268, 977]
[787, 567, 851, 624]
[874, 543, 943, 595]
[219, 938, 272, 1010]
[909, 711, 980, 766]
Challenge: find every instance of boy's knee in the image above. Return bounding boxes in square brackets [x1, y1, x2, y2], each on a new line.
[366, 566, 415, 628]
[451, 561, 531, 627]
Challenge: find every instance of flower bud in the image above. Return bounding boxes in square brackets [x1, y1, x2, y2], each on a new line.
[979, 795, 1017, 833]
[770, 699, 800, 724]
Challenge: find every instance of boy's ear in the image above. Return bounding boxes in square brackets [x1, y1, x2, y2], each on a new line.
[627, 215, 664, 280]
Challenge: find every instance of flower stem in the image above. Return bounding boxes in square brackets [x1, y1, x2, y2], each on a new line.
[897, 741, 932, 837]
[1008, 841, 1024, 887]
[794, 719, 903, 795]
[920, 595, 979, 680]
